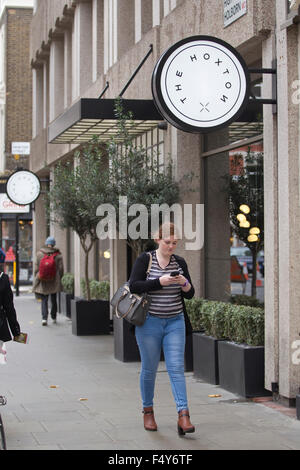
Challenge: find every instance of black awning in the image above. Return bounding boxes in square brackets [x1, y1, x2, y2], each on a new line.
[48, 99, 164, 144]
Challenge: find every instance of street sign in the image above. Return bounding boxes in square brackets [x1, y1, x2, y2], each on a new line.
[0, 194, 30, 213]
[11, 142, 30, 155]
[152, 35, 250, 133]
[224, 0, 247, 28]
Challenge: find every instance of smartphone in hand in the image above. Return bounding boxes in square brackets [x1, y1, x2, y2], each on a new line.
[170, 271, 180, 277]
[13, 333, 29, 344]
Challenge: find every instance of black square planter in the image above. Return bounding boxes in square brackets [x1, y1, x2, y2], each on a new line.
[218, 341, 271, 398]
[296, 393, 300, 420]
[193, 332, 221, 384]
[60, 292, 74, 318]
[184, 333, 194, 372]
[113, 317, 141, 362]
[71, 299, 110, 336]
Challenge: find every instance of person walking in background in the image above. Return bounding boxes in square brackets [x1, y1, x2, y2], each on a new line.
[33, 237, 64, 326]
[129, 222, 195, 436]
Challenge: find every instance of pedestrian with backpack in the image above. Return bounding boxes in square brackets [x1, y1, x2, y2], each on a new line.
[33, 237, 64, 325]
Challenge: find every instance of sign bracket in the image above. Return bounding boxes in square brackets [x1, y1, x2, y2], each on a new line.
[248, 65, 277, 111]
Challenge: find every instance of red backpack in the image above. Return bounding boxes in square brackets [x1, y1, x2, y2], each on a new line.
[38, 252, 59, 281]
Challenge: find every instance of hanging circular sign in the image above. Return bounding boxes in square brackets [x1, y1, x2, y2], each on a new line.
[6, 169, 41, 206]
[152, 35, 250, 133]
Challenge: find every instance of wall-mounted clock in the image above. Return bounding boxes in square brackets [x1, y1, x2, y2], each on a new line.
[6, 169, 41, 206]
[152, 35, 250, 133]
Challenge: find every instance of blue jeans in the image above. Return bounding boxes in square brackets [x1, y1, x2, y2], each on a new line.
[40, 294, 57, 320]
[135, 313, 188, 412]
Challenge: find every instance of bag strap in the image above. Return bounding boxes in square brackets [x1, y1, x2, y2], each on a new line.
[146, 252, 152, 275]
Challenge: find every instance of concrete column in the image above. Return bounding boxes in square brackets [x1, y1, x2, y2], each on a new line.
[77, 1, 93, 94]
[43, 62, 49, 128]
[135, 0, 152, 43]
[117, 0, 134, 60]
[49, 38, 64, 122]
[64, 29, 72, 109]
[135, 0, 142, 43]
[72, 8, 80, 100]
[141, 0, 152, 36]
[92, 0, 104, 81]
[173, 129, 204, 298]
[276, 4, 300, 400]
[32, 67, 43, 138]
[152, 0, 161, 26]
[32, 69, 37, 139]
[202, 129, 230, 302]
[263, 33, 279, 393]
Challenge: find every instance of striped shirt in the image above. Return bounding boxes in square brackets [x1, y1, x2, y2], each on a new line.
[147, 251, 184, 318]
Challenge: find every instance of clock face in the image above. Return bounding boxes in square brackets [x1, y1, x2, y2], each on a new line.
[6, 170, 41, 206]
[152, 36, 250, 133]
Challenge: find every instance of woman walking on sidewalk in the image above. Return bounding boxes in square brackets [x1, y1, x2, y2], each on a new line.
[129, 222, 195, 436]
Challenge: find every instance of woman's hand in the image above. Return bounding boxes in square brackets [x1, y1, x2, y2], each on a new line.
[159, 274, 178, 286]
[159, 274, 189, 288]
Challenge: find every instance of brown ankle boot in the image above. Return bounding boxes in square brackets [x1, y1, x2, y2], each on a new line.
[177, 409, 195, 436]
[143, 407, 157, 431]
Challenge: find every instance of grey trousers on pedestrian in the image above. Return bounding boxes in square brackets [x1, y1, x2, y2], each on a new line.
[40, 294, 57, 320]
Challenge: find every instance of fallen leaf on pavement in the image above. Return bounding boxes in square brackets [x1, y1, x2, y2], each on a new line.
[208, 394, 222, 398]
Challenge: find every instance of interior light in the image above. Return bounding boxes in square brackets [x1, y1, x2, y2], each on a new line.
[236, 214, 246, 222]
[239, 220, 250, 228]
[239, 204, 250, 214]
[248, 234, 258, 242]
[249, 227, 260, 235]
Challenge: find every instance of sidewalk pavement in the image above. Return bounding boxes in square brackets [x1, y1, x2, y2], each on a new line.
[1, 293, 300, 451]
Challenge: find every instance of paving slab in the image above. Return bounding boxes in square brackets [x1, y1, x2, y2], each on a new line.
[0, 293, 300, 452]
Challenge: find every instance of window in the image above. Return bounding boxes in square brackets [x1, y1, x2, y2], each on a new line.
[204, 124, 264, 303]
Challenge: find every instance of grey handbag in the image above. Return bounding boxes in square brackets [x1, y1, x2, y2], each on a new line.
[110, 254, 152, 326]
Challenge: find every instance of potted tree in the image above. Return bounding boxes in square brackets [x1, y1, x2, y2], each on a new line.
[61, 273, 74, 318]
[47, 137, 110, 336]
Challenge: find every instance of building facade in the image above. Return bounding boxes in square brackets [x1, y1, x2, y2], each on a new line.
[30, 0, 300, 403]
[0, 0, 33, 287]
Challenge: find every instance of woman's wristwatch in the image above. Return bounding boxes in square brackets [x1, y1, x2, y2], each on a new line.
[182, 280, 189, 288]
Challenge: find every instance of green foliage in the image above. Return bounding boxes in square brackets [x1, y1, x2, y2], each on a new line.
[81, 279, 110, 300]
[230, 294, 264, 308]
[106, 98, 194, 254]
[61, 273, 74, 295]
[186, 297, 264, 346]
[46, 99, 196, 297]
[185, 298, 205, 331]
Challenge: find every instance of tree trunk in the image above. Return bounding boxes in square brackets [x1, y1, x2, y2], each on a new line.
[80, 236, 94, 302]
[251, 248, 257, 298]
[84, 249, 90, 301]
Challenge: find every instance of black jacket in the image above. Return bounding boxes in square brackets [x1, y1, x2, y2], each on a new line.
[0, 273, 21, 342]
[129, 251, 195, 335]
